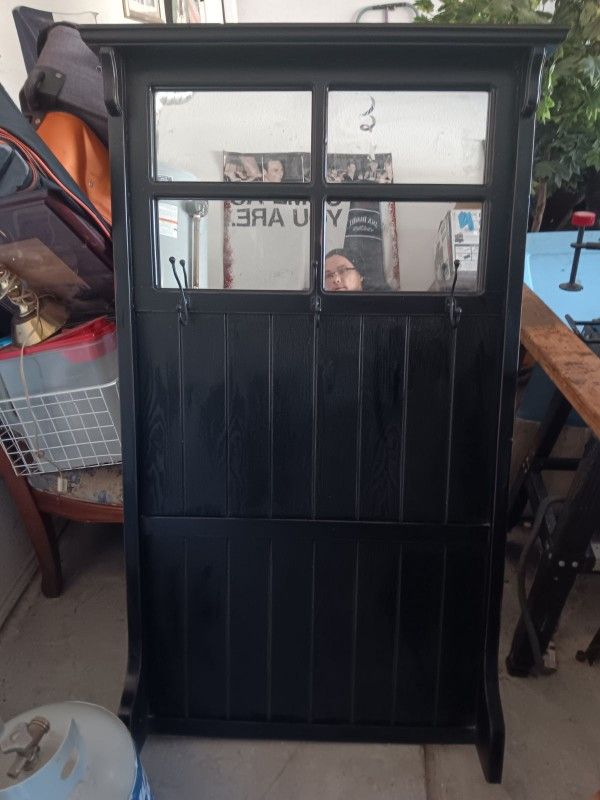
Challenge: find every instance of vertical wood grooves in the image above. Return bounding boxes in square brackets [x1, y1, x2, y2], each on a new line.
[137, 315, 182, 514]
[311, 315, 319, 520]
[179, 323, 186, 513]
[444, 329, 458, 524]
[268, 314, 274, 519]
[266, 538, 273, 720]
[311, 79, 325, 520]
[311, 81, 326, 277]
[390, 546, 403, 724]
[433, 545, 448, 725]
[448, 318, 501, 522]
[350, 540, 360, 722]
[398, 316, 410, 522]
[271, 315, 314, 518]
[183, 536, 189, 717]
[355, 316, 365, 520]
[308, 539, 316, 721]
[224, 314, 230, 517]
[225, 537, 231, 719]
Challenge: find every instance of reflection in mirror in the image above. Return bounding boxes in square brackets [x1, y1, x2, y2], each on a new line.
[324, 201, 483, 293]
[157, 199, 311, 291]
[327, 92, 489, 184]
[154, 91, 312, 182]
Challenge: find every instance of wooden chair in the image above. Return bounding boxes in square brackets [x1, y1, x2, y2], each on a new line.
[0, 445, 122, 597]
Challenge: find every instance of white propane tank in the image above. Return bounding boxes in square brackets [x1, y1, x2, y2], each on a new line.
[0, 701, 152, 800]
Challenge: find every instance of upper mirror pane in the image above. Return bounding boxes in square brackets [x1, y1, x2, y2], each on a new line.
[327, 92, 489, 184]
[154, 91, 312, 182]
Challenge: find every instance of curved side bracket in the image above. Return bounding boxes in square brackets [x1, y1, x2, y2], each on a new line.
[476, 645, 505, 782]
[99, 47, 122, 117]
[521, 46, 546, 118]
[120, 664, 149, 747]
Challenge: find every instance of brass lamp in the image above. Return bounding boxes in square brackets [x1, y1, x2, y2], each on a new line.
[0, 264, 67, 346]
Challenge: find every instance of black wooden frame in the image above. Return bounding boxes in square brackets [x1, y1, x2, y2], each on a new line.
[82, 24, 564, 784]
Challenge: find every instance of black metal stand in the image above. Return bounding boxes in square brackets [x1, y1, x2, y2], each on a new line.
[559, 211, 599, 292]
[507, 414, 600, 676]
[576, 626, 600, 665]
[507, 388, 572, 533]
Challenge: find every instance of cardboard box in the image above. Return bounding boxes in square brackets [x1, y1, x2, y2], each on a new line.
[434, 208, 481, 282]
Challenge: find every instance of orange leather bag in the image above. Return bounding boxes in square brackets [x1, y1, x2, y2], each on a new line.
[36, 111, 111, 224]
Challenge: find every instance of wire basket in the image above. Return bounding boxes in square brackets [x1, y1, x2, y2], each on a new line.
[0, 379, 122, 476]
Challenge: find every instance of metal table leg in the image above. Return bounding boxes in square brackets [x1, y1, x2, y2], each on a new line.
[506, 437, 600, 676]
[507, 388, 572, 532]
[576, 626, 600, 665]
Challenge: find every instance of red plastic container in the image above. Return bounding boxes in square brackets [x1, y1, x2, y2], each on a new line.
[0, 318, 117, 396]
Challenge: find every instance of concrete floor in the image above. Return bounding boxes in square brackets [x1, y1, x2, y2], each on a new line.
[1, 521, 599, 799]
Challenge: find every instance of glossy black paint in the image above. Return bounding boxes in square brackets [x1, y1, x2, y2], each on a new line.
[81, 23, 565, 784]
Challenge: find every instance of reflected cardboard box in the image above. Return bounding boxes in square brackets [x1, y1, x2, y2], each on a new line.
[434, 207, 481, 284]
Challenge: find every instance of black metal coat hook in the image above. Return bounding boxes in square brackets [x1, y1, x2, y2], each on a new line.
[169, 255, 190, 325]
[445, 259, 462, 329]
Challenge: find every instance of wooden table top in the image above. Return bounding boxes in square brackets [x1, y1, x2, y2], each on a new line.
[521, 284, 600, 439]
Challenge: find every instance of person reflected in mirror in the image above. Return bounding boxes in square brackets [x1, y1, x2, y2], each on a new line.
[358, 156, 379, 182]
[262, 156, 285, 183]
[324, 249, 364, 291]
[224, 159, 246, 181]
[343, 160, 357, 182]
[223, 154, 261, 182]
[379, 155, 393, 183]
[241, 154, 262, 181]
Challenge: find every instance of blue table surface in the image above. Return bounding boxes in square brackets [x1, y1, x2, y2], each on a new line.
[524, 231, 600, 323]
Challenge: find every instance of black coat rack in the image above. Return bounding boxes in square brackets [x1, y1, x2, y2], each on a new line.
[82, 23, 564, 783]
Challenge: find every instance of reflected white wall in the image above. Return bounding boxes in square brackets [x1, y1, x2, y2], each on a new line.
[328, 92, 487, 185]
[156, 91, 312, 180]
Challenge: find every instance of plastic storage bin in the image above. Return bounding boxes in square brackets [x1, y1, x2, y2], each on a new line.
[0, 318, 121, 475]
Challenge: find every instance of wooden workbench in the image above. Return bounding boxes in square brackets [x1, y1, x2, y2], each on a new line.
[521, 284, 600, 438]
[507, 285, 600, 676]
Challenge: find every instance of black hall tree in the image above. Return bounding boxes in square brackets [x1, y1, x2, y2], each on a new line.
[82, 23, 564, 782]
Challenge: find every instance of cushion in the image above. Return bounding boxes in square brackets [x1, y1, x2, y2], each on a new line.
[27, 464, 123, 506]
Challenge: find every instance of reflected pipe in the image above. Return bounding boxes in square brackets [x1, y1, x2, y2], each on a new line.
[186, 200, 209, 289]
[355, 3, 417, 23]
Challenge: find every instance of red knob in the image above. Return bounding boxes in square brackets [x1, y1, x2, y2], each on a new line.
[571, 211, 596, 228]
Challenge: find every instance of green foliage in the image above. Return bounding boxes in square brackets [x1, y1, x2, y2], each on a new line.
[413, 0, 551, 25]
[414, 0, 600, 199]
[535, 0, 600, 192]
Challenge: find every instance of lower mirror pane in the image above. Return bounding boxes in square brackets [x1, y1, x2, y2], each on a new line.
[324, 201, 483, 293]
[157, 199, 311, 291]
